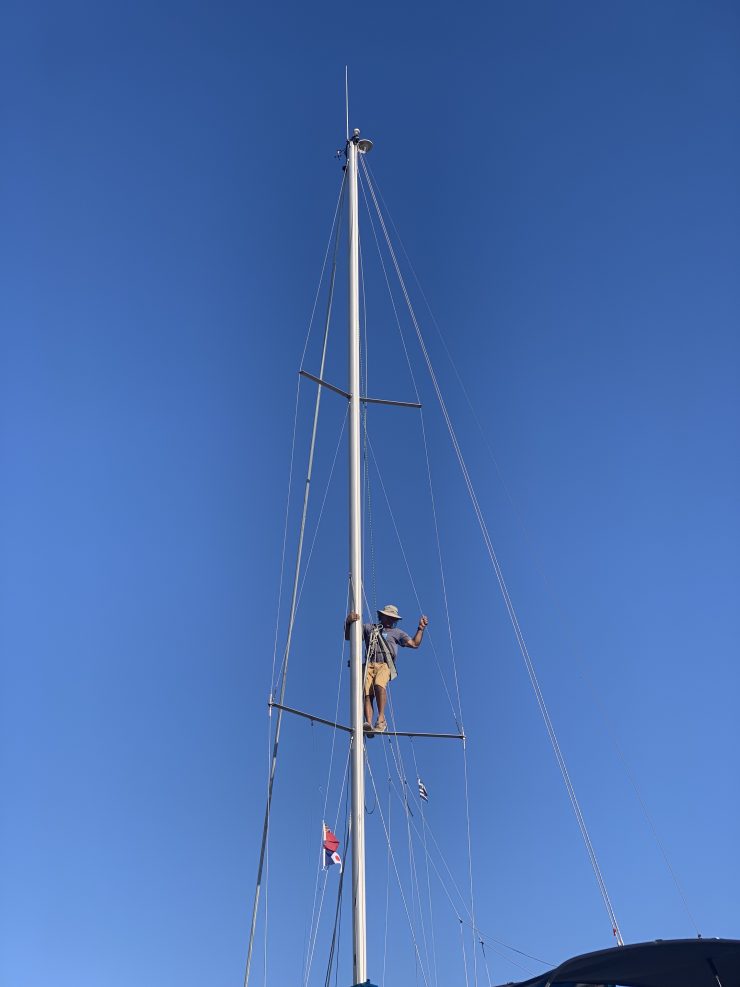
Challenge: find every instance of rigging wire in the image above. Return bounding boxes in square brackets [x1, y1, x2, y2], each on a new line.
[358, 383, 533, 976]
[269, 170, 347, 694]
[269, 384, 301, 697]
[361, 167, 481, 979]
[304, 741, 353, 986]
[362, 430, 481, 980]
[360, 165, 483, 976]
[363, 164, 700, 939]
[479, 938, 494, 987]
[359, 242, 378, 616]
[365, 752, 432, 987]
[323, 787, 351, 987]
[409, 739, 440, 987]
[460, 918, 471, 987]
[295, 410, 349, 611]
[382, 772, 392, 986]
[382, 698, 435, 985]
[363, 434, 459, 723]
[263, 690, 272, 987]
[360, 156, 625, 947]
[244, 171, 346, 987]
[358, 171, 463, 731]
[379, 741, 546, 976]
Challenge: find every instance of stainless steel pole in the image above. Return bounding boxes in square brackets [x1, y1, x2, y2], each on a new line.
[347, 128, 367, 986]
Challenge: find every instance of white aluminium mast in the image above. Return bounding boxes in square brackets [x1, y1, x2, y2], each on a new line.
[346, 126, 373, 987]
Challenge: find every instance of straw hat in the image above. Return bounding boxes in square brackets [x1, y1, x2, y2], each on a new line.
[377, 604, 402, 621]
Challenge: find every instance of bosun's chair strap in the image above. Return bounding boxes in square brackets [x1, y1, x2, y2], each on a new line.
[368, 624, 398, 680]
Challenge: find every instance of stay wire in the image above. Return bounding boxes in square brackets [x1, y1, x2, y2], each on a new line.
[303, 588, 352, 986]
[359, 238, 378, 615]
[382, 697, 434, 983]
[382, 771, 392, 986]
[409, 740, 439, 987]
[304, 747, 352, 986]
[362, 170, 479, 980]
[295, 409, 349, 611]
[379, 749, 544, 975]
[244, 171, 346, 987]
[364, 436, 459, 722]
[360, 157, 624, 947]
[359, 170, 464, 731]
[323, 777, 351, 987]
[361, 430, 479, 980]
[365, 752, 432, 987]
[365, 165, 699, 939]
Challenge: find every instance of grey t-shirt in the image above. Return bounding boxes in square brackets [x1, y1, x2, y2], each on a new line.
[362, 623, 410, 663]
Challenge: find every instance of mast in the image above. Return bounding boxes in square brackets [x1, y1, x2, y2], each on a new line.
[347, 126, 371, 987]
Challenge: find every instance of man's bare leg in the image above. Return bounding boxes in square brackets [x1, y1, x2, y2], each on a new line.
[374, 685, 387, 727]
[364, 693, 374, 726]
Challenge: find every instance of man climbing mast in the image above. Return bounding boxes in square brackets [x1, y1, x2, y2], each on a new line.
[344, 605, 428, 733]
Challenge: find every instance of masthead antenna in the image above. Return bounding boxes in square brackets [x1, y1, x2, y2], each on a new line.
[345, 65, 349, 140]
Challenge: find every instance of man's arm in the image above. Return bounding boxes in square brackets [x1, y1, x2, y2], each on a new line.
[345, 612, 360, 641]
[403, 614, 428, 649]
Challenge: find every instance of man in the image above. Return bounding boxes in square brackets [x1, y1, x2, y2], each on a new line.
[344, 604, 428, 733]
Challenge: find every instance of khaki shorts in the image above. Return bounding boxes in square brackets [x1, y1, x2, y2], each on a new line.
[364, 662, 391, 696]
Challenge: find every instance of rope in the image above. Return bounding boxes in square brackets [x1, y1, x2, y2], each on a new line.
[360, 157, 624, 946]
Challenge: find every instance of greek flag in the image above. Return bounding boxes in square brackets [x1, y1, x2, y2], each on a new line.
[417, 778, 429, 802]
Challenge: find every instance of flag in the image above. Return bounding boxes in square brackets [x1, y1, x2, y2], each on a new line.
[418, 778, 429, 802]
[323, 823, 342, 870]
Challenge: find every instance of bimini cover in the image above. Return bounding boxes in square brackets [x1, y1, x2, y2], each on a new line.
[495, 938, 740, 987]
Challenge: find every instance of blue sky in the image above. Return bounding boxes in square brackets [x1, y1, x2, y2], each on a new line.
[2, 2, 739, 986]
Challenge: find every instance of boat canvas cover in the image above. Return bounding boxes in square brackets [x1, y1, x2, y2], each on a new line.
[495, 938, 740, 987]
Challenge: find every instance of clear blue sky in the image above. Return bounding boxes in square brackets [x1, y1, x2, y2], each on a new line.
[2, 3, 739, 986]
